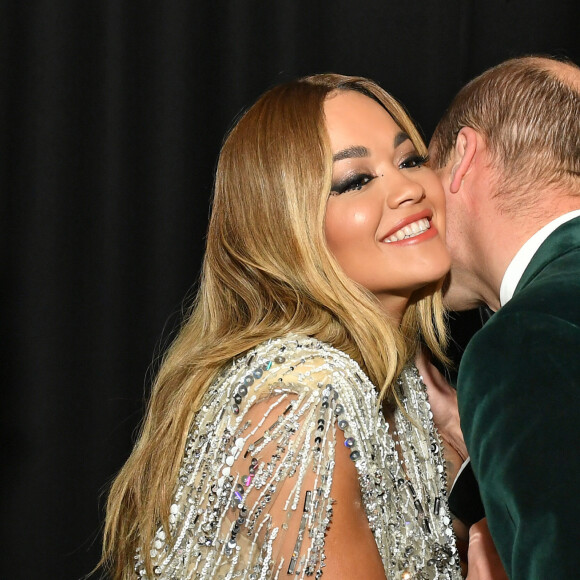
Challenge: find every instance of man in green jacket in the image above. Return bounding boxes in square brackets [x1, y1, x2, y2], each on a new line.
[429, 56, 580, 579]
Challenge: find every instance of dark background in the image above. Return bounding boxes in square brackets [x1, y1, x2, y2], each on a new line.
[2, 1, 578, 578]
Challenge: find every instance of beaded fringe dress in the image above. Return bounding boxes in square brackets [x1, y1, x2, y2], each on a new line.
[136, 335, 462, 580]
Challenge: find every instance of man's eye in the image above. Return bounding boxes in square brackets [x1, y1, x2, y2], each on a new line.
[400, 154, 429, 169]
[331, 174, 374, 195]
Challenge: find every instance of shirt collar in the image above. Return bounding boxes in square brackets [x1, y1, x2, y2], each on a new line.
[499, 209, 580, 307]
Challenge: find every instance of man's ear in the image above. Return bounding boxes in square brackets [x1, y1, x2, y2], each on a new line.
[450, 127, 478, 194]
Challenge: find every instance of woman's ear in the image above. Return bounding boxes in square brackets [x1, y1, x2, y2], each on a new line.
[450, 127, 478, 194]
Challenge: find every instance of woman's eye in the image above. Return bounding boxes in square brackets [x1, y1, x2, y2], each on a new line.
[330, 174, 374, 195]
[400, 154, 429, 169]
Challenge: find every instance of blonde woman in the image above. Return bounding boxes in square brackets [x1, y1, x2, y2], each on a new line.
[103, 75, 469, 579]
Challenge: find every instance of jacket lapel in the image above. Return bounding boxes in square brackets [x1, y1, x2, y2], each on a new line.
[515, 216, 580, 295]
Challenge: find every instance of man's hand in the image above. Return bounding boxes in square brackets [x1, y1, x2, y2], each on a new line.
[466, 518, 508, 579]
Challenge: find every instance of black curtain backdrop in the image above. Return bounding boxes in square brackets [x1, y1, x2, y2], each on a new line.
[2, 1, 578, 578]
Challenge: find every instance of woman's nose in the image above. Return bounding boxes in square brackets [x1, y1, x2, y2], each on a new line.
[385, 174, 425, 209]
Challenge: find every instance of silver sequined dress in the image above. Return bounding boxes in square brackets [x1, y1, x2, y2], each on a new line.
[137, 334, 462, 579]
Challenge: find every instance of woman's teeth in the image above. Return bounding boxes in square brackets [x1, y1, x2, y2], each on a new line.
[384, 218, 430, 243]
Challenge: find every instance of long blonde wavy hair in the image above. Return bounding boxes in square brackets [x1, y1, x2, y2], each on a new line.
[102, 74, 448, 578]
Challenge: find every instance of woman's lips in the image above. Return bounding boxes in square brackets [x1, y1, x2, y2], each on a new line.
[381, 209, 434, 243]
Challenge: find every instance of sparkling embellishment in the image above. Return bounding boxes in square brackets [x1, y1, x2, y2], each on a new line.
[135, 334, 461, 580]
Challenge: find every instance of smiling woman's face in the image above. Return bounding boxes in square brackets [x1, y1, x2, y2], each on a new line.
[324, 90, 451, 317]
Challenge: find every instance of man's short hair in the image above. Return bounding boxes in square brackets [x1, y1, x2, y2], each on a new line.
[430, 56, 580, 211]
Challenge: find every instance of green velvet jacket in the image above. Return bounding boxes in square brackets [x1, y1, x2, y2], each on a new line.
[457, 216, 580, 579]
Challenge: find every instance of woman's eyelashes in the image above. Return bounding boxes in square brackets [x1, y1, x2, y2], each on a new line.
[330, 173, 375, 195]
[330, 153, 429, 195]
[400, 153, 429, 169]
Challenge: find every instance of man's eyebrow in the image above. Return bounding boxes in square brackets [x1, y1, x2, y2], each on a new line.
[394, 131, 410, 148]
[332, 145, 369, 162]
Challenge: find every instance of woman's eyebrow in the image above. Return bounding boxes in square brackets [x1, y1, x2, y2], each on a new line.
[394, 131, 410, 148]
[332, 133, 410, 163]
[332, 145, 369, 162]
